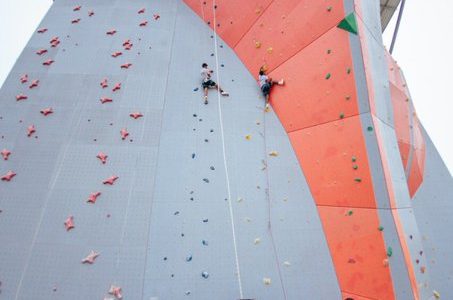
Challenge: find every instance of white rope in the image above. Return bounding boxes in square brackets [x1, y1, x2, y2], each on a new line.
[211, 1, 244, 298]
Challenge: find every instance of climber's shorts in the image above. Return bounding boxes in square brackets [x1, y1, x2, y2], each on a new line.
[202, 80, 216, 89]
[261, 82, 271, 96]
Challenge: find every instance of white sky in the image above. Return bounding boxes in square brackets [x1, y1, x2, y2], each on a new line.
[0, 0, 451, 175]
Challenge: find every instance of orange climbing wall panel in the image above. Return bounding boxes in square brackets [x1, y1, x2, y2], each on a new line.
[234, 0, 346, 73]
[390, 83, 411, 167]
[288, 116, 376, 208]
[268, 25, 358, 132]
[318, 206, 395, 299]
[183, 0, 273, 47]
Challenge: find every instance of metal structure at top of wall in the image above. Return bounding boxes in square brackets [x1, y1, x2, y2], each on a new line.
[380, 0, 401, 30]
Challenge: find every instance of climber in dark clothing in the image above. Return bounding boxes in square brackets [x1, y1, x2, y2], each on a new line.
[258, 69, 284, 110]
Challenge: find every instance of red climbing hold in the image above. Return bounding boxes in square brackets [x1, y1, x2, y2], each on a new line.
[16, 94, 28, 101]
[120, 63, 132, 69]
[100, 97, 113, 104]
[50, 40, 60, 47]
[124, 43, 133, 50]
[29, 79, 39, 89]
[139, 21, 148, 27]
[154, 14, 160, 20]
[138, 8, 145, 14]
[100, 78, 108, 88]
[129, 112, 143, 119]
[108, 285, 123, 299]
[71, 18, 81, 24]
[40, 108, 53, 116]
[43, 59, 55, 66]
[112, 83, 121, 92]
[111, 51, 122, 58]
[73, 5, 81, 11]
[50, 36, 59, 43]
[106, 29, 117, 35]
[1, 149, 11, 160]
[96, 152, 108, 164]
[1, 171, 16, 182]
[88, 10, 94, 17]
[36, 49, 48, 55]
[120, 128, 129, 140]
[37, 28, 47, 34]
[20, 74, 28, 83]
[27, 125, 36, 137]
[122, 39, 131, 46]
[103, 175, 119, 185]
[81, 250, 99, 264]
[87, 192, 101, 203]
[64, 216, 74, 231]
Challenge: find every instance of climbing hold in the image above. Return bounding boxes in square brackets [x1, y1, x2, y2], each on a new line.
[245, 217, 252, 222]
[269, 151, 278, 157]
[263, 278, 271, 285]
[348, 257, 356, 264]
[36, 49, 48, 56]
[120, 128, 129, 140]
[73, 5, 81, 11]
[193, 87, 199, 92]
[266, 47, 273, 54]
[337, 12, 358, 35]
[255, 41, 261, 48]
[138, 8, 145, 14]
[327, 49, 332, 54]
[254, 238, 261, 245]
[139, 20, 148, 27]
[103, 175, 119, 185]
[245, 135, 251, 140]
[40, 108, 53, 116]
[202, 178, 209, 183]
[378, 226, 384, 231]
[16, 94, 28, 101]
[201, 271, 209, 279]
[191, 153, 196, 159]
[1, 170, 16, 181]
[327, 6, 332, 12]
[210, 166, 215, 170]
[87, 192, 101, 203]
[346, 210, 353, 216]
[20, 74, 28, 83]
[347, 67, 351, 74]
[106, 29, 117, 35]
[237, 197, 243, 203]
[202, 240, 208, 246]
[351, 156, 357, 162]
[108, 285, 123, 299]
[283, 261, 291, 267]
[96, 152, 108, 164]
[81, 250, 99, 264]
[37, 28, 48, 33]
[88, 10, 94, 17]
[354, 178, 362, 183]
[185, 291, 191, 295]
[352, 164, 358, 170]
[367, 126, 374, 132]
[339, 113, 345, 119]
[129, 112, 143, 119]
[100, 78, 108, 88]
[43, 59, 55, 66]
[185, 255, 192, 262]
[29, 79, 39, 89]
[100, 97, 113, 104]
[64, 216, 74, 231]
[387, 247, 393, 257]
[120, 63, 132, 69]
[433, 290, 440, 299]
[325, 73, 331, 80]
[383, 258, 389, 267]
[202, 218, 208, 223]
[27, 125, 36, 137]
[111, 51, 123, 58]
[153, 14, 160, 20]
[71, 18, 81, 24]
[112, 82, 121, 92]
[174, 211, 180, 216]
[1, 149, 11, 160]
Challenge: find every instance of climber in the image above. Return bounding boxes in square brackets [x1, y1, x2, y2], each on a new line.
[201, 63, 229, 104]
[258, 68, 284, 110]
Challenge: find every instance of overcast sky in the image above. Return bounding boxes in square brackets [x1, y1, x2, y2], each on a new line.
[0, 0, 451, 175]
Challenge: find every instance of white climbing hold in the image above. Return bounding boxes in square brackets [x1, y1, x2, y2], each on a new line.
[283, 261, 291, 267]
[245, 217, 252, 222]
[263, 277, 271, 285]
[433, 290, 440, 299]
[237, 197, 243, 203]
[254, 238, 261, 245]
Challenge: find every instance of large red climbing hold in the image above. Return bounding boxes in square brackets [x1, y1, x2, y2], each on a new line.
[50, 40, 60, 47]
[16, 94, 28, 101]
[103, 175, 119, 185]
[120, 128, 129, 140]
[120, 63, 132, 69]
[100, 78, 108, 88]
[36, 49, 48, 56]
[130, 112, 143, 119]
[73, 5, 81, 11]
[111, 51, 122, 58]
[112, 83, 121, 92]
[138, 8, 145, 14]
[87, 192, 101, 203]
[81, 250, 99, 264]
[1, 171, 16, 181]
[108, 285, 123, 299]
[43, 59, 55, 66]
[106, 29, 117, 35]
[139, 20, 148, 27]
[71, 18, 81, 24]
[20, 74, 28, 83]
[27, 125, 36, 137]
[1, 149, 11, 160]
[50, 36, 59, 43]
[37, 28, 47, 34]
[100, 97, 113, 104]
[64, 216, 75, 231]
[29, 79, 39, 89]
[96, 152, 108, 164]
[40, 108, 53, 116]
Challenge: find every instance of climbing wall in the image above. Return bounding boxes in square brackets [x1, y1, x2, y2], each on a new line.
[0, 0, 341, 299]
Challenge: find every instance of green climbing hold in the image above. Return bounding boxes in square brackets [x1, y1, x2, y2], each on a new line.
[347, 210, 353, 216]
[378, 226, 384, 231]
[325, 73, 331, 80]
[337, 12, 358, 35]
[351, 156, 357, 162]
[387, 247, 393, 257]
[352, 164, 358, 170]
[339, 113, 345, 119]
[347, 67, 351, 74]
[354, 178, 362, 183]
[367, 126, 374, 132]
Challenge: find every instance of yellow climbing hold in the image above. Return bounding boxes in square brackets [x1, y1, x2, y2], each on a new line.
[255, 41, 261, 48]
[433, 290, 440, 299]
[267, 47, 273, 54]
[269, 151, 279, 157]
[245, 134, 252, 140]
[260, 64, 268, 72]
[255, 8, 261, 15]
[263, 278, 271, 285]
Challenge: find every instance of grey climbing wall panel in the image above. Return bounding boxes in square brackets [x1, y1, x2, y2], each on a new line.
[0, 0, 340, 299]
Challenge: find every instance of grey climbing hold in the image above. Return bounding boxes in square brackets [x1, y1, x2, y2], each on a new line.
[202, 218, 208, 223]
[192, 153, 196, 159]
[174, 211, 180, 216]
[186, 255, 192, 262]
[203, 178, 209, 183]
[210, 166, 215, 170]
[185, 291, 191, 295]
[204, 139, 208, 142]
[202, 240, 208, 246]
[193, 87, 199, 92]
[201, 271, 209, 279]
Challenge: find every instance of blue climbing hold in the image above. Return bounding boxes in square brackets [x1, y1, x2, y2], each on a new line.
[186, 255, 193, 262]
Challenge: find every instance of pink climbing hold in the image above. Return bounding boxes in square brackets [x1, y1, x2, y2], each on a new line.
[138, 8, 145, 14]
[96, 152, 108, 164]
[50, 36, 59, 43]
[100, 97, 113, 104]
[50, 40, 60, 47]
[108, 285, 123, 299]
[124, 43, 133, 50]
[40, 108, 53, 116]
[100, 78, 108, 88]
[36, 49, 48, 56]
[20, 74, 28, 83]
[16, 94, 28, 101]
[111, 51, 122, 58]
[29, 79, 39, 89]
[73, 5, 81, 11]
[64, 216, 75, 231]
[112, 83, 121, 92]
[153, 14, 160, 20]
[106, 29, 117, 35]
[1, 149, 11, 160]
[129, 112, 143, 119]
[71, 18, 81, 24]
[120, 128, 129, 140]
[87, 192, 101, 203]
[122, 39, 131, 46]
[27, 125, 36, 137]
[43, 59, 55, 66]
[139, 20, 148, 27]
[88, 10, 94, 17]
[81, 250, 99, 264]
[103, 175, 119, 185]
[120, 63, 132, 69]
[1, 171, 16, 182]
[37, 28, 47, 34]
